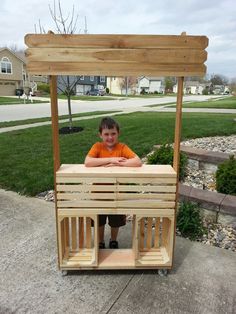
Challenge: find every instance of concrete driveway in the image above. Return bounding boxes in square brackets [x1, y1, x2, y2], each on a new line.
[0, 189, 235, 314]
[0, 95, 222, 122]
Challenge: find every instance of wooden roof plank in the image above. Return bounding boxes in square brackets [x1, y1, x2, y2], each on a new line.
[25, 48, 207, 64]
[25, 34, 209, 49]
[26, 61, 206, 76]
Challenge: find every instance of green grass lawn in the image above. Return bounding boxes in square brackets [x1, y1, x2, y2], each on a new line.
[168, 96, 236, 109]
[0, 96, 48, 105]
[0, 112, 236, 196]
[0, 111, 121, 128]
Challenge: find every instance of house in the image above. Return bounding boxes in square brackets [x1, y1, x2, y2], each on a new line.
[107, 77, 122, 94]
[0, 47, 48, 96]
[106, 77, 136, 95]
[0, 48, 25, 96]
[137, 76, 164, 94]
[75, 76, 106, 95]
[173, 81, 205, 95]
[57, 75, 106, 95]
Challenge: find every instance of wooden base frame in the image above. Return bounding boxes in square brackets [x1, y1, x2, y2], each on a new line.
[58, 214, 174, 270]
[56, 164, 176, 270]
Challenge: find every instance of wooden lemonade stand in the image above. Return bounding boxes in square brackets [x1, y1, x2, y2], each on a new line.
[24, 33, 208, 274]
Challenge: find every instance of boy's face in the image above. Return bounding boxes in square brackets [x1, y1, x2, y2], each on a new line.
[99, 127, 119, 149]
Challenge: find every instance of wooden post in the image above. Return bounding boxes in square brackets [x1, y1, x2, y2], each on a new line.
[49, 75, 61, 268]
[173, 76, 184, 178]
[50, 75, 60, 173]
[172, 76, 184, 268]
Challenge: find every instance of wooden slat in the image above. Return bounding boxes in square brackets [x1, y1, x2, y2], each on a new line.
[57, 185, 116, 192]
[67, 255, 92, 261]
[117, 177, 176, 184]
[57, 192, 116, 200]
[139, 219, 145, 250]
[57, 192, 175, 201]
[58, 208, 175, 217]
[60, 219, 65, 261]
[146, 218, 153, 249]
[154, 218, 160, 248]
[79, 217, 84, 248]
[27, 61, 206, 76]
[117, 185, 176, 192]
[25, 34, 209, 49]
[64, 217, 69, 248]
[116, 193, 176, 200]
[138, 255, 163, 261]
[162, 218, 174, 259]
[57, 184, 176, 193]
[26, 48, 207, 64]
[57, 200, 175, 208]
[57, 177, 116, 183]
[140, 250, 161, 255]
[69, 249, 93, 255]
[71, 217, 77, 250]
[57, 164, 176, 176]
[86, 217, 92, 249]
[117, 200, 175, 208]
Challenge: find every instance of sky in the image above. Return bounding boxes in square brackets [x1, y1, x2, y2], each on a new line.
[1, 0, 235, 79]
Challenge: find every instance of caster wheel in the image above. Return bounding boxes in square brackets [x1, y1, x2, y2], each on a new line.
[158, 269, 168, 277]
[61, 270, 68, 276]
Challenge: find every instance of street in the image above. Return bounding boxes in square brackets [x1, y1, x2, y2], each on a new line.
[0, 95, 222, 122]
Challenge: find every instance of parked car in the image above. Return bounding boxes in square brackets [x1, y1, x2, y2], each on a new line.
[86, 89, 105, 96]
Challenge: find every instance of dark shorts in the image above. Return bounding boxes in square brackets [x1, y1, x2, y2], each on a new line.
[98, 215, 126, 227]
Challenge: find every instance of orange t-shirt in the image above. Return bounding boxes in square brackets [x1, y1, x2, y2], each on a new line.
[87, 142, 136, 159]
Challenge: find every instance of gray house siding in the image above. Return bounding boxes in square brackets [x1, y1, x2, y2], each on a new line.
[57, 75, 107, 95]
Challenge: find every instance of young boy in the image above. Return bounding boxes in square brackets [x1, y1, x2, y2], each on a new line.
[84, 117, 142, 249]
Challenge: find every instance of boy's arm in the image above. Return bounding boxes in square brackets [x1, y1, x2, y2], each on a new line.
[118, 155, 142, 167]
[84, 156, 127, 167]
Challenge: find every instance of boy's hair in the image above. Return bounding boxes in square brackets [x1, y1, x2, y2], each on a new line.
[99, 117, 120, 133]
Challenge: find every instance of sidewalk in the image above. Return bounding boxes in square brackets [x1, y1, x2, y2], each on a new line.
[1, 106, 236, 134]
[0, 189, 235, 314]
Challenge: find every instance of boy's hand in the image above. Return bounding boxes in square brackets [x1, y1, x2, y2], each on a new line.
[105, 157, 127, 166]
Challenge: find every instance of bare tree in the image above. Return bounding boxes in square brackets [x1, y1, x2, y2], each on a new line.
[37, 0, 86, 131]
[119, 77, 137, 95]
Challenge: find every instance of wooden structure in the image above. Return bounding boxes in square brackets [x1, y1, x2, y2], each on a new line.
[24, 33, 208, 271]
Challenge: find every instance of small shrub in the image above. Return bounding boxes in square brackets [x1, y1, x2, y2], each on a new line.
[202, 88, 208, 95]
[106, 87, 109, 94]
[147, 144, 187, 180]
[37, 83, 50, 94]
[177, 202, 206, 240]
[216, 155, 236, 195]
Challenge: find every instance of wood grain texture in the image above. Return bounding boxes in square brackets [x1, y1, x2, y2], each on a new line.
[26, 48, 207, 64]
[25, 34, 209, 49]
[27, 61, 206, 76]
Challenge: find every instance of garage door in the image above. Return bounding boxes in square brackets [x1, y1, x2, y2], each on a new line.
[0, 81, 16, 96]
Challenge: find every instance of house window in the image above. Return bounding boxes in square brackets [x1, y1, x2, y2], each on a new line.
[1, 57, 12, 74]
[90, 76, 94, 81]
[80, 75, 84, 80]
[100, 76, 105, 83]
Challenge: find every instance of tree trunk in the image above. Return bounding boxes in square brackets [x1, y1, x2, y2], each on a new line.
[68, 94, 73, 129]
